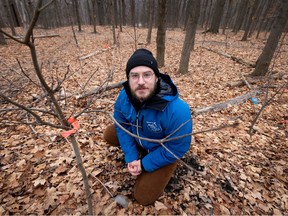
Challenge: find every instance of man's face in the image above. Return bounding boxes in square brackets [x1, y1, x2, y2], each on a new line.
[128, 66, 158, 103]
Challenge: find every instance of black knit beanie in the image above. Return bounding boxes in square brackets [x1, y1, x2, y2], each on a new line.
[125, 49, 160, 79]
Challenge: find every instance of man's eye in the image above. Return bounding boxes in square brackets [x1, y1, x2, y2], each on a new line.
[131, 74, 139, 79]
[144, 74, 152, 78]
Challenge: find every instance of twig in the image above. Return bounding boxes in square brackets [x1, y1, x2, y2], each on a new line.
[249, 82, 287, 135]
[26, 113, 37, 134]
[241, 74, 252, 89]
[88, 174, 114, 197]
[16, 58, 40, 87]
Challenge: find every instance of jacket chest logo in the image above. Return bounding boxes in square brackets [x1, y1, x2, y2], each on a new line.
[146, 121, 162, 133]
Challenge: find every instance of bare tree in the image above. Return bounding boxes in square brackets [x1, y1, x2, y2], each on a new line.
[241, 0, 259, 41]
[111, 0, 117, 45]
[250, 0, 288, 77]
[207, 0, 226, 33]
[0, 30, 6, 45]
[156, 0, 167, 67]
[72, 0, 82, 31]
[0, 0, 93, 214]
[0, 15, 7, 45]
[146, 0, 155, 44]
[221, 0, 232, 34]
[4, 0, 17, 35]
[178, 0, 201, 74]
[91, 0, 98, 33]
[232, 0, 249, 33]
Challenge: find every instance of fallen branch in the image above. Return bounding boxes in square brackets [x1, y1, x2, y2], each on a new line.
[76, 81, 124, 99]
[79, 46, 114, 60]
[192, 89, 262, 115]
[202, 46, 255, 68]
[227, 72, 286, 88]
[5, 34, 60, 39]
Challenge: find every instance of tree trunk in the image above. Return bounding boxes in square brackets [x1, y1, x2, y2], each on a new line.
[119, 0, 123, 31]
[256, 0, 272, 39]
[113, 0, 118, 28]
[208, 0, 226, 33]
[146, 0, 154, 44]
[241, 0, 259, 41]
[232, 0, 249, 33]
[54, 0, 62, 27]
[91, 0, 97, 33]
[251, 0, 288, 77]
[222, 0, 232, 34]
[73, 0, 82, 31]
[156, 0, 167, 67]
[179, 0, 201, 74]
[121, 0, 126, 26]
[5, 0, 17, 35]
[111, 0, 117, 45]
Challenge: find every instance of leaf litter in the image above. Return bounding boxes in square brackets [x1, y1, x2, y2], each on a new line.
[0, 26, 287, 215]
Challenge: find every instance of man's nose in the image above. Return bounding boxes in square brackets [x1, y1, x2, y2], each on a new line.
[137, 75, 145, 84]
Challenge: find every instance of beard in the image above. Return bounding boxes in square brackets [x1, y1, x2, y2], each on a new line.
[130, 81, 158, 103]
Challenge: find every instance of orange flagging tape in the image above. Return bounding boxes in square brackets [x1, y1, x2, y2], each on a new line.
[61, 117, 80, 138]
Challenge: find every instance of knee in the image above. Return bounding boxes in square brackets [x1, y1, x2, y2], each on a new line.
[134, 191, 158, 206]
[103, 124, 119, 146]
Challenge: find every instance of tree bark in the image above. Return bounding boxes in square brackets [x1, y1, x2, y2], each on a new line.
[193, 90, 262, 116]
[178, 0, 200, 74]
[241, 0, 259, 41]
[222, 0, 232, 34]
[208, 0, 226, 33]
[232, 0, 249, 33]
[73, 0, 82, 31]
[156, 0, 167, 67]
[251, 0, 288, 77]
[5, 0, 17, 35]
[146, 0, 154, 44]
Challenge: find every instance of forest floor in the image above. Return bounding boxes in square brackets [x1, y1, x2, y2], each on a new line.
[0, 26, 287, 215]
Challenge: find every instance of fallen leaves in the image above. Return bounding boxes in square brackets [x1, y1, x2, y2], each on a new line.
[0, 26, 287, 215]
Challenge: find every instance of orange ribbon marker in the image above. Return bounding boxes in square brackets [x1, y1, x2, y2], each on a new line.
[61, 117, 80, 138]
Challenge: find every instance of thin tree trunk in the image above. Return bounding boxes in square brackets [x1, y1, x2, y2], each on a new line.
[73, 0, 82, 31]
[5, 0, 17, 35]
[208, 0, 226, 33]
[232, 0, 249, 33]
[241, 0, 259, 41]
[91, 0, 97, 33]
[156, 0, 167, 67]
[146, 0, 154, 44]
[222, 0, 232, 34]
[179, 0, 201, 74]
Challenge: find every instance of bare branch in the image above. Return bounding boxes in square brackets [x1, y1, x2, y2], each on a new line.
[16, 58, 40, 87]
[0, 107, 57, 117]
[39, 0, 55, 11]
[249, 82, 287, 135]
[24, 0, 43, 43]
[0, 29, 24, 44]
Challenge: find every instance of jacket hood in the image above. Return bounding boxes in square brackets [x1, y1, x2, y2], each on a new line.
[123, 72, 178, 112]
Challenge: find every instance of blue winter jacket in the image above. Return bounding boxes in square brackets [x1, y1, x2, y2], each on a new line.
[114, 73, 192, 172]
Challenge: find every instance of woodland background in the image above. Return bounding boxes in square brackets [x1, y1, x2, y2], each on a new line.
[0, 0, 287, 215]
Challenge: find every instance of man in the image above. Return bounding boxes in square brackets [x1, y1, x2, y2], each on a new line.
[103, 48, 192, 205]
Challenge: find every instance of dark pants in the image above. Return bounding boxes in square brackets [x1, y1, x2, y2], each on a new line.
[103, 124, 177, 206]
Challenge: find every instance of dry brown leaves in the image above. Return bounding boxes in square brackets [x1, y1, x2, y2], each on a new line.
[0, 26, 287, 215]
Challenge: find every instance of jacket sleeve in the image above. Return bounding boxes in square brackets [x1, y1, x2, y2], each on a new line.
[114, 90, 139, 163]
[141, 100, 192, 172]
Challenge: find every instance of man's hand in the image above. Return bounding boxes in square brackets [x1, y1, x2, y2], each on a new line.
[128, 160, 142, 176]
